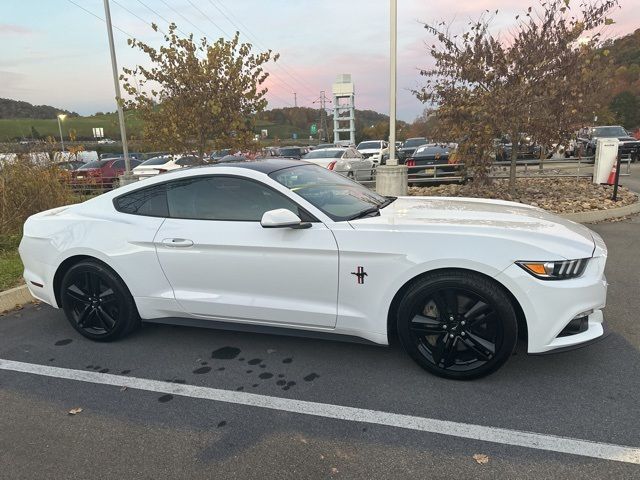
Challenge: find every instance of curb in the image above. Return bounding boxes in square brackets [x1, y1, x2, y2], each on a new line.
[0, 285, 34, 314]
[560, 201, 640, 223]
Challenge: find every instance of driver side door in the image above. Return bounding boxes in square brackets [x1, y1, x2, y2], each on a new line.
[154, 174, 339, 328]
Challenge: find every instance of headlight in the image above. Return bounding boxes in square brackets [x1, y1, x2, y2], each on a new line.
[516, 258, 589, 280]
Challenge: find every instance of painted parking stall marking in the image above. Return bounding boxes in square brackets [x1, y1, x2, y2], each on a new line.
[1, 358, 639, 465]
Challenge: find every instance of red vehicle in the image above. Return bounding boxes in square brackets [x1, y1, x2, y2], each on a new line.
[71, 158, 141, 191]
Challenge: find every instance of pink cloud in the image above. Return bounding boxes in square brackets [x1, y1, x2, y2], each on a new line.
[0, 23, 34, 36]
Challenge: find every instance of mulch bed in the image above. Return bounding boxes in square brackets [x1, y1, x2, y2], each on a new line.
[408, 178, 638, 215]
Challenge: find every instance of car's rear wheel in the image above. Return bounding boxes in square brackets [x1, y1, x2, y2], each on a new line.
[60, 260, 139, 341]
[396, 271, 517, 380]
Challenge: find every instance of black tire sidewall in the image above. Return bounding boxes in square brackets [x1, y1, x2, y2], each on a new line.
[60, 260, 138, 342]
[396, 272, 518, 380]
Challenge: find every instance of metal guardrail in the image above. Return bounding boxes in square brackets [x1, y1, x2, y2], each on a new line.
[334, 155, 633, 187]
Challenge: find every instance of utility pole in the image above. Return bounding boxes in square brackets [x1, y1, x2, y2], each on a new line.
[294, 92, 297, 107]
[313, 91, 331, 142]
[103, 0, 132, 179]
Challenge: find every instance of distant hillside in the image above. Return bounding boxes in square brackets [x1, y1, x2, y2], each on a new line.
[0, 98, 78, 120]
[602, 29, 640, 129]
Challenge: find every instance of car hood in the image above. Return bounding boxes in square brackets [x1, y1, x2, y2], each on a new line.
[349, 196, 598, 259]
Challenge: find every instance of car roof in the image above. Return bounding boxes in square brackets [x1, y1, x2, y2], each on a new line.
[210, 158, 307, 174]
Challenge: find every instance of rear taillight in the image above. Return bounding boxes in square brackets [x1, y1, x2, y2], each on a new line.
[327, 161, 336, 170]
[406, 159, 416, 167]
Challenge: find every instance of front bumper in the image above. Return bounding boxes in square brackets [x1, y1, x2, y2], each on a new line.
[495, 255, 607, 354]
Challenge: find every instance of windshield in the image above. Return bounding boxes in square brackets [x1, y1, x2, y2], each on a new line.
[592, 127, 628, 138]
[270, 164, 390, 221]
[79, 160, 109, 169]
[140, 156, 172, 166]
[403, 138, 427, 148]
[303, 150, 343, 159]
[357, 141, 381, 150]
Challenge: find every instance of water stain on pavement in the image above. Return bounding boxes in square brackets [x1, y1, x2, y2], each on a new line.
[193, 366, 212, 374]
[54, 339, 72, 346]
[247, 358, 262, 365]
[282, 358, 292, 364]
[217, 421, 227, 428]
[120, 370, 131, 375]
[303, 373, 320, 382]
[99, 368, 109, 373]
[211, 347, 241, 359]
[158, 394, 174, 403]
[258, 372, 273, 379]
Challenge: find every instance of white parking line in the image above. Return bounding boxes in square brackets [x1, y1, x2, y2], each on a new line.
[1, 358, 639, 464]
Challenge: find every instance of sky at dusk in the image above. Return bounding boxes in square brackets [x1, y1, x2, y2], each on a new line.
[0, 0, 638, 121]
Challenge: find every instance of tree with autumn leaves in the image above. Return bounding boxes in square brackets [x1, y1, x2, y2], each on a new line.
[121, 24, 278, 162]
[415, 0, 619, 192]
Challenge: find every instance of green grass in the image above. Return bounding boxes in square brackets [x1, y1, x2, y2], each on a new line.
[0, 113, 143, 142]
[0, 235, 23, 291]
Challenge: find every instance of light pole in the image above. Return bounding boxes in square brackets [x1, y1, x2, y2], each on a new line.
[103, 0, 132, 180]
[57, 114, 67, 151]
[388, 0, 397, 166]
[375, 0, 407, 196]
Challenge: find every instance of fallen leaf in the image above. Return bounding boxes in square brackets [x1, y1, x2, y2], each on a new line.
[68, 407, 83, 415]
[473, 453, 489, 464]
[330, 467, 339, 475]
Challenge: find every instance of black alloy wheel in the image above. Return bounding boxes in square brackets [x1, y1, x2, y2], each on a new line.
[60, 260, 139, 341]
[397, 271, 517, 380]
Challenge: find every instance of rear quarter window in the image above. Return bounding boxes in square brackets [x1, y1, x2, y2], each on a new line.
[113, 185, 168, 217]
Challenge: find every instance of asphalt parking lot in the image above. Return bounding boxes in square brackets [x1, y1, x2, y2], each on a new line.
[1, 179, 639, 479]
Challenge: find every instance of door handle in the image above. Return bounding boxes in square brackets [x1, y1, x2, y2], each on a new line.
[161, 238, 194, 248]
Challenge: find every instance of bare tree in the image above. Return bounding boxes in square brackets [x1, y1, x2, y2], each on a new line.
[415, 0, 618, 192]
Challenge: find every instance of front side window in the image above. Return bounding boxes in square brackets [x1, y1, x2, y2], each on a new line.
[166, 176, 310, 221]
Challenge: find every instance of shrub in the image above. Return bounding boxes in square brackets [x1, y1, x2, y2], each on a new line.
[0, 156, 75, 235]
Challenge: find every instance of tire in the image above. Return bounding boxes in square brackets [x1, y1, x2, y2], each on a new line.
[396, 271, 517, 380]
[60, 260, 140, 342]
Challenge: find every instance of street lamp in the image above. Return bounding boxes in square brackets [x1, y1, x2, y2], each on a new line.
[375, 0, 408, 196]
[57, 114, 67, 151]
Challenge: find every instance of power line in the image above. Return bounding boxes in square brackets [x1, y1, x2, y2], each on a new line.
[112, 0, 167, 36]
[66, 0, 134, 38]
[186, 0, 228, 38]
[158, 0, 209, 38]
[135, 0, 190, 37]
[207, 0, 318, 99]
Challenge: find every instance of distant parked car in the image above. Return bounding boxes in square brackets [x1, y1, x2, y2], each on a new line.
[55, 160, 85, 171]
[577, 126, 640, 162]
[210, 149, 231, 162]
[315, 143, 335, 150]
[302, 148, 374, 181]
[356, 140, 389, 164]
[72, 158, 142, 190]
[133, 155, 200, 179]
[277, 146, 309, 159]
[398, 137, 428, 162]
[405, 144, 458, 181]
[99, 152, 144, 161]
[97, 138, 117, 144]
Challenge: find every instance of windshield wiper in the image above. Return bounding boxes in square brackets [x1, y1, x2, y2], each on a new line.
[347, 197, 397, 221]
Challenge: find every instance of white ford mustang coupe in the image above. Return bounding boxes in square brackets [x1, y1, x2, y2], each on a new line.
[19, 159, 608, 379]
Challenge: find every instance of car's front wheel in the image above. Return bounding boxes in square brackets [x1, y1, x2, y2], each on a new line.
[60, 260, 139, 341]
[396, 271, 518, 380]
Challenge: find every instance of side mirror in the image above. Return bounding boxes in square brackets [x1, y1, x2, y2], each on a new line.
[260, 209, 311, 229]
